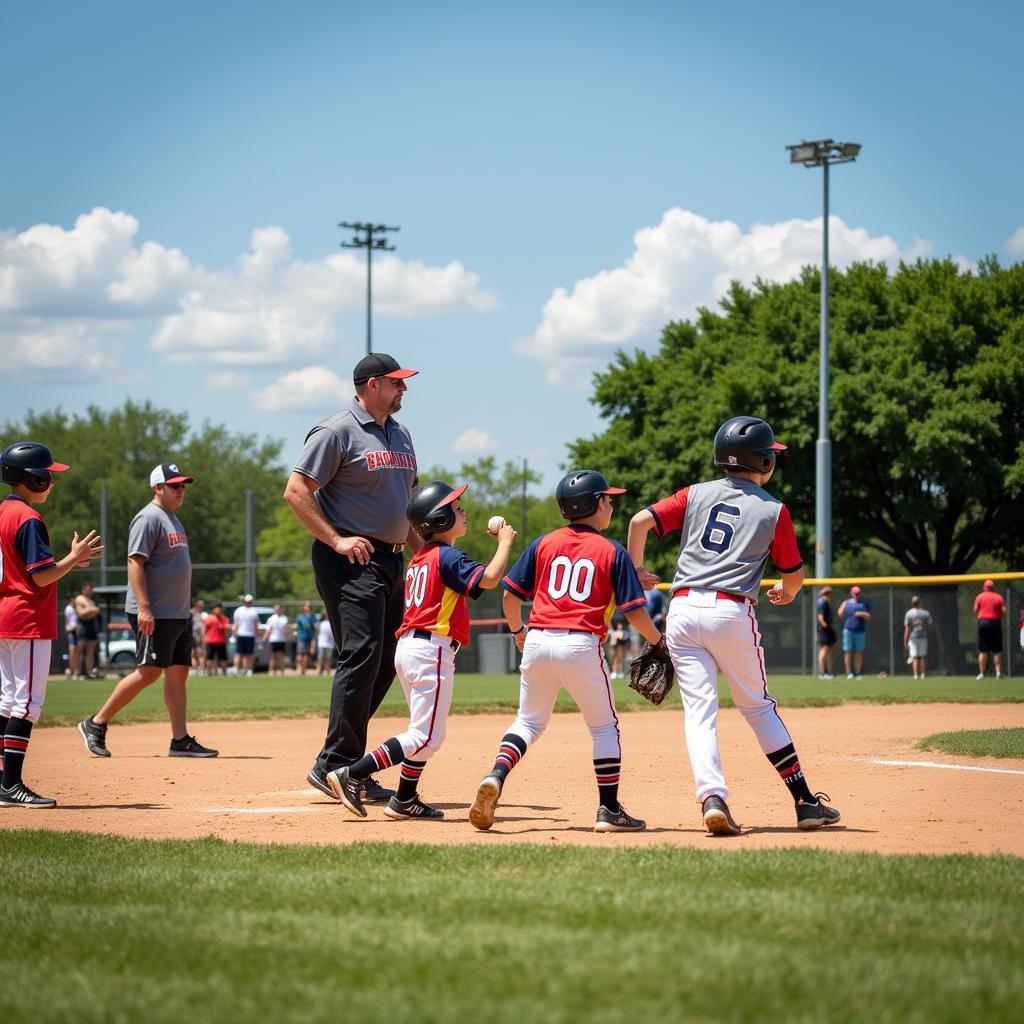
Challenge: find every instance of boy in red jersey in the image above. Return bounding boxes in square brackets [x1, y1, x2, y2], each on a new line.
[469, 470, 664, 834]
[0, 442, 102, 807]
[328, 480, 515, 820]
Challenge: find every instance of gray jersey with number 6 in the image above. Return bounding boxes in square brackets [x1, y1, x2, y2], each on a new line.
[652, 478, 793, 603]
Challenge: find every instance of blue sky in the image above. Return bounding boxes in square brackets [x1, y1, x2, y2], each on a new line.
[2, 1, 1021, 489]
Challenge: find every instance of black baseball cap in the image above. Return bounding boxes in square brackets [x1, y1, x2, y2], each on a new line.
[352, 352, 419, 386]
[150, 463, 195, 486]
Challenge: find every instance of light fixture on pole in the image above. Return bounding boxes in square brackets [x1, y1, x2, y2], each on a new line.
[339, 221, 400, 356]
[785, 138, 861, 580]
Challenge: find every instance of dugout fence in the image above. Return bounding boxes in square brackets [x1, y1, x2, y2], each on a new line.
[62, 562, 1024, 678]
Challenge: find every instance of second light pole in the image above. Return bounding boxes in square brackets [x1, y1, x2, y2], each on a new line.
[339, 221, 399, 356]
[786, 138, 861, 579]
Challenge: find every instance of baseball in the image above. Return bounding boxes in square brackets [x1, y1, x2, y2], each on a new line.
[487, 515, 506, 535]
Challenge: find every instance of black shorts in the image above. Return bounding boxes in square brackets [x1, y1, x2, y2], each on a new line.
[127, 615, 192, 669]
[66, 629, 78, 646]
[977, 619, 1003, 653]
[269, 641, 285, 653]
[205, 642, 227, 661]
[236, 635, 256, 656]
[79, 617, 99, 641]
[818, 627, 836, 646]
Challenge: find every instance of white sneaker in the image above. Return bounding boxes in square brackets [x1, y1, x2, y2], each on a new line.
[996, 673, 1003, 680]
[847, 673, 854, 679]
[246, 669, 254, 677]
[976, 673, 985, 681]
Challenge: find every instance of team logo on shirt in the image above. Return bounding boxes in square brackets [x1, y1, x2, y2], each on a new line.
[167, 531, 188, 547]
[365, 450, 417, 472]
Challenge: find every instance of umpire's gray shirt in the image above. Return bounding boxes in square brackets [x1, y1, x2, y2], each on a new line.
[292, 398, 417, 544]
[124, 502, 192, 618]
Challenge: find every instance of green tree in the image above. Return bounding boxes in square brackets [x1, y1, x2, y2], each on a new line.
[569, 257, 1024, 577]
[1, 401, 288, 602]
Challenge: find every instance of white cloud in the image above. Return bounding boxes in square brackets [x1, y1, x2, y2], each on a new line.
[0, 320, 115, 380]
[519, 207, 934, 383]
[206, 370, 251, 390]
[249, 366, 352, 412]
[1006, 227, 1024, 256]
[451, 427, 496, 454]
[0, 207, 500, 379]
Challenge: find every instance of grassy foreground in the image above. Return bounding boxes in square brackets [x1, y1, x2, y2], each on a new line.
[918, 727, 1024, 759]
[3, 831, 1022, 1024]
[37, 670, 1024, 728]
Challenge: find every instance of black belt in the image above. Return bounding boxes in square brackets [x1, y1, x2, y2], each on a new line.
[338, 534, 404, 555]
[411, 629, 461, 654]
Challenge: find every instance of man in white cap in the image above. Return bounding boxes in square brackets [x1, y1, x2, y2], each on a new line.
[78, 463, 217, 758]
[231, 593, 261, 676]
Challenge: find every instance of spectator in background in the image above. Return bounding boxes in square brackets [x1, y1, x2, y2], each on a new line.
[316, 612, 335, 675]
[74, 581, 102, 678]
[190, 598, 206, 675]
[607, 607, 631, 680]
[295, 601, 316, 675]
[903, 595, 933, 680]
[974, 579, 1005, 680]
[838, 585, 871, 679]
[262, 602, 290, 675]
[231, 594, 260, 677]
[816, 586, 836, 679]
[203, 601, 230, 676]
[64, 592, 81, 679]
[645, 585, 666, 630]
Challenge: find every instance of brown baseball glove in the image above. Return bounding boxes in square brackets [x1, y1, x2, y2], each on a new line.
[628, 637, 674, 705]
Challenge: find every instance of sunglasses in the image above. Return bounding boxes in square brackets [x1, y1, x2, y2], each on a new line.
[162, 482, 186, 491]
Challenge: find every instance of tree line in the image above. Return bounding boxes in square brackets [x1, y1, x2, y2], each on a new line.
[4, 257, 1020, 604]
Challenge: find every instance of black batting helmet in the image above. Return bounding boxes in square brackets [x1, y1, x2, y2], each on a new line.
[0, 441, 70, 493]
[713, 417, 787, 473]
[555, 470, 626, 520]
[407, 480, 468, 537]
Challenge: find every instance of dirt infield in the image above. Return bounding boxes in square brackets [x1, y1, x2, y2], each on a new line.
[5, 703, 1023, 855]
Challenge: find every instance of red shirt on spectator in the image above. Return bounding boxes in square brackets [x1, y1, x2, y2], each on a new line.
[973, 591, 1005, 621]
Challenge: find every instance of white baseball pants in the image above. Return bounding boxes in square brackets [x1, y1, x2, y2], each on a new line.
[392, 633, 456, 760]
[0, 638, 51, 723]
[506, 629, 621, 761]
[665, 590, 792, 803]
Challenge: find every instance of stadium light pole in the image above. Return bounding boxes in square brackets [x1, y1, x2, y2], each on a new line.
[786, 139, 861, 580]
[339, 222, 400, 355]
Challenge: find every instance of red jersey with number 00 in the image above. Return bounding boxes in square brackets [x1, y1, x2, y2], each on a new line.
[398, 542, 486, 646]
[0, 496, 58, 639]
[502, 524, 647, 639]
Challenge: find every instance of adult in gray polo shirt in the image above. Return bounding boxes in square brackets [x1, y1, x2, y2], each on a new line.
[78, 463, 217, 759]
[284, 353, 421, 802]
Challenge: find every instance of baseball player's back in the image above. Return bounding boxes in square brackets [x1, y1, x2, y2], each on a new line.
[628, 417, 840, 836]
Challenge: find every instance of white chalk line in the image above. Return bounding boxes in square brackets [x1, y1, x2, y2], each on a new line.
[199, 806, 316, 815]
[870, 759, 1024, 777]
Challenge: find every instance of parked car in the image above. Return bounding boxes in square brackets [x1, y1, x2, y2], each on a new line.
[99, 619, 137, 674]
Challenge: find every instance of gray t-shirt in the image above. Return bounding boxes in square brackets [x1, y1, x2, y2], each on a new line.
[904, 607, 932, 639]
[292, 398, 416, 544]
[124, 502, 192, 618]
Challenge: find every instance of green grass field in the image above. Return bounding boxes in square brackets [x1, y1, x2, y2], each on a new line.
[917, 727, 1024, 759]
[37, 670, 1024, 728]
[4, 831, 1022, 1024]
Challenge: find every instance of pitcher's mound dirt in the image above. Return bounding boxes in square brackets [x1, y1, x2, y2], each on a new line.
[5, 704, 1023, 856]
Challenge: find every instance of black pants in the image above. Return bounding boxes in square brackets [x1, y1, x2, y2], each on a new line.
[311, 539, 404, 771]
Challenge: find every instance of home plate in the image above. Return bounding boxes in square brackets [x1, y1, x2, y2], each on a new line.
[199, 806, 316, 814]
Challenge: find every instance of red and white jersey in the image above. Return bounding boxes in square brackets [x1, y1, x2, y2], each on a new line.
[0, 496, 58, 640]
[502, 524, 646, 639]
[648, 477, 802, 603]
[399, 542, 486, 646]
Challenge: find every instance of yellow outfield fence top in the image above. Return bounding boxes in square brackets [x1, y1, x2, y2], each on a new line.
[655, 572, 1024, 592]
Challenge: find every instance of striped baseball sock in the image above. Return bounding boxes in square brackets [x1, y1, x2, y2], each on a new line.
[349, 737, 405, 781]
[0, 715, 7, 769]
[767, 743, 814, 804]
[490, 732, 528, 783]
[593, 757, 621, 810]
[2, 718, 33, 790]
[396, 759, 427, 802]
